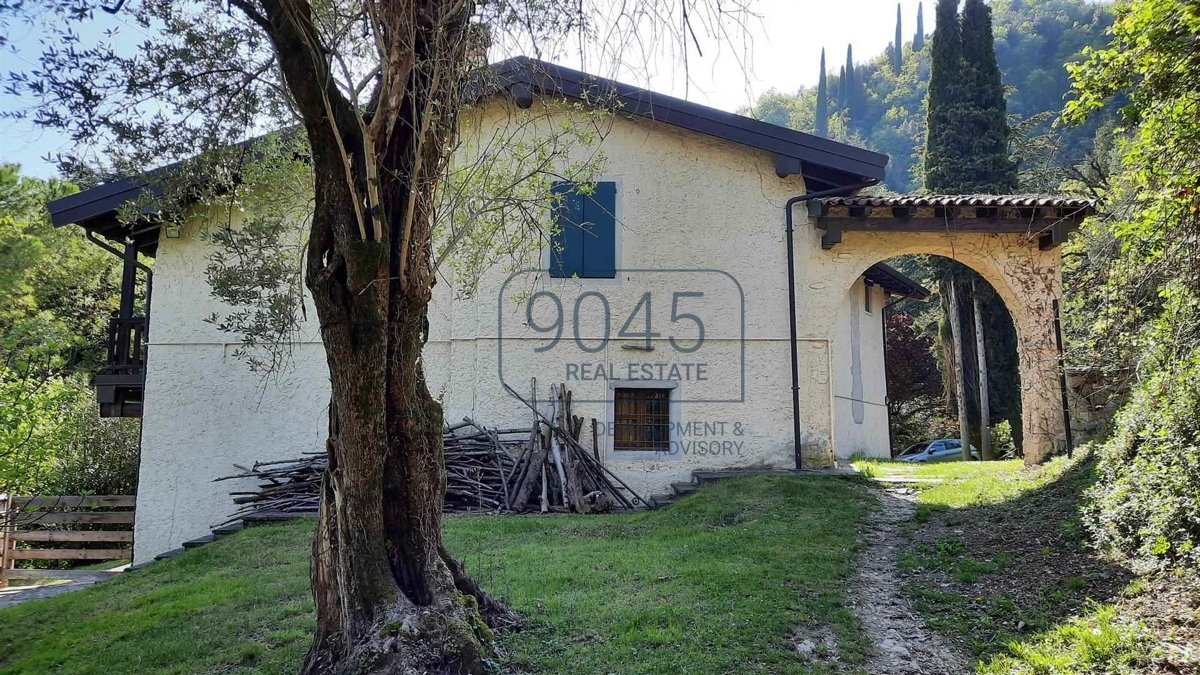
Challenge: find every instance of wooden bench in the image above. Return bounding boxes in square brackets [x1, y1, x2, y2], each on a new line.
[0, 495, 135, 588]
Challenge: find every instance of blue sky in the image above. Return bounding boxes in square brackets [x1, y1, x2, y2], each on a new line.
[0, 0, 932, 178]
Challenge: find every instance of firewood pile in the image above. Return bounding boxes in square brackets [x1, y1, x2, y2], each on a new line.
[216, 381, 647, 524]
[217, 456, 324, 521]
[501, 381, 649, 514]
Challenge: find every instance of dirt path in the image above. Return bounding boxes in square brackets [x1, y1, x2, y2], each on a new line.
[850, 485, 968, 674]
[0, 569, 126, 609]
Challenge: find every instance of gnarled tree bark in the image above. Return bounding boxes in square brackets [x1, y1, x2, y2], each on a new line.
[236, 1, 518, 672]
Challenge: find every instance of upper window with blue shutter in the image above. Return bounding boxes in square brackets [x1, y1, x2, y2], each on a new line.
[549, 181, 616, 279]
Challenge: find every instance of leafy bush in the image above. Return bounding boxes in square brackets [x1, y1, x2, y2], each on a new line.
[0, 164, 136, 496]
[1087, 352, 1200, 570]
[0, 377, 139, 496]
[1067, 0, 1200, 573]
[47, 383, 140, 495]
[990, 420, 1015, 458]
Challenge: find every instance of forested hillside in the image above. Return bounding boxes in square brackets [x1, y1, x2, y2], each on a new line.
[747, 0, 1114, 191]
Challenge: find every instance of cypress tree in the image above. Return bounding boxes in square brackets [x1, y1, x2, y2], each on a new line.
[924, 0, 1023, 459]
[893, 4, 904, 73]
[914, 2, 925, 51]
[960, 0, 1017, 191]
[837, 65, 846, 109]
[959, 0, 1020, 444]
[845, 44, 857, 117]
[924, 0, 967, 192]
[815, 49, 829, 137]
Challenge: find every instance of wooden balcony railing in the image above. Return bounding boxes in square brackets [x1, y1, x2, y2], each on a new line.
[102, 316, 147, 375]
[95, 316, 147, 417]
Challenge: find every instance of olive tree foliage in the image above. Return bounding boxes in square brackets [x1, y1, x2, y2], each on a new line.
[198, 133, 315, 375]
[0, 1, 740, 373]
[2, 1, 755, 671]
[196, 96, 615, 374]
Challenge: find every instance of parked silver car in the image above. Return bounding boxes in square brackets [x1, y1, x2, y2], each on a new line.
[897, 438, 980, 462]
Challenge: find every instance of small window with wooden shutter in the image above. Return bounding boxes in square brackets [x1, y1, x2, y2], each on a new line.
[549, 181, 616, 278]
[613, 388, 672, 452]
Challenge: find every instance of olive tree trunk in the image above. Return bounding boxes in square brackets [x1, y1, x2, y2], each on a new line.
[237, 1, 517, 672]
[303, 290, 512, 674]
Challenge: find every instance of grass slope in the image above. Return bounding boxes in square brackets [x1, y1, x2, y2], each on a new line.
[0, 475, 872, 675]
[0, 521, 314, 675]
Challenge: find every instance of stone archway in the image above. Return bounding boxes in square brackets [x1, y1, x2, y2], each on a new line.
[796, 195, 1093, 467]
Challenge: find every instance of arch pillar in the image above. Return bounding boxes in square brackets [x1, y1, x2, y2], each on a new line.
[1002, 253, 1067, 463]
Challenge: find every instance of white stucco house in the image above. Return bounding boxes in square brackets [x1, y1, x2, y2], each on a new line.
[48, 57, 1091, 563]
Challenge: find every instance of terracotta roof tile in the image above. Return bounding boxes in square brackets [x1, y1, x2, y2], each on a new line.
[816, 194, 1095, 213]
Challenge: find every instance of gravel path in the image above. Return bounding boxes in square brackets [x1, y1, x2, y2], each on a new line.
[850, 486, 968, 674]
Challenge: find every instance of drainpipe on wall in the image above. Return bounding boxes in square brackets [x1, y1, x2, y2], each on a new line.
[1052, 299, 1074, 458]
[785, 179, 878, 471]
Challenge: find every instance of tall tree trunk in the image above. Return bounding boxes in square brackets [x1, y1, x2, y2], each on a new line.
[947, 277, 973, 461]
[972, 279, 993, 460]
[302, 287, 515, 674]
[240, 1, 517, 672]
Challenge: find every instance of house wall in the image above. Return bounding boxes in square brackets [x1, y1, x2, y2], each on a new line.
[132, 101, 1070, 563]
[423, 100, 832, 505]
[831, 280, 891, 459]
[134, 95, 1065, 560]
[134, 99, 874, 562]
[135, 226, 330, 562]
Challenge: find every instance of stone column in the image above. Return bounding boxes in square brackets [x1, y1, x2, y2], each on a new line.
[1014, 291, 1067, 464]
[997, 241, 1068, 465]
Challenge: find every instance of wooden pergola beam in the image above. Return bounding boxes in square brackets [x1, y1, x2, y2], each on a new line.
[805, 196, 1093, 249]
[813, 216, 1080, 233]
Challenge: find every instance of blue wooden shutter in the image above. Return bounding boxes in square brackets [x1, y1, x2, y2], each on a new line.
[550, 182, 585, 278]
[550, 181, 616, 279]
[582, 182, 617, 278]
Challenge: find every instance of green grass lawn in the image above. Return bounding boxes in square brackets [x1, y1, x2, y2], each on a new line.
[0, 475, 873, 675]
[871, 453, 1154, 674]
[853, 456, 1024, 483]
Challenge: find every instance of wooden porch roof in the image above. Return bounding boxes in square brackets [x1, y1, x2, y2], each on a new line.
[808, 194, 1096, 250]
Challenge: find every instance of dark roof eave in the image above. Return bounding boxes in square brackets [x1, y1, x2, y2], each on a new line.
[864, 262, 930, 300]
[814, 194, 1095, 213]
[492, 56, 888, 182]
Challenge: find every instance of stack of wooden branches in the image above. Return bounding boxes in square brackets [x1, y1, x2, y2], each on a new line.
[441, 421, 527, 511]
[217, 381, 647, 523]
[217, 456, 323, 523]
[503, 380, 648, 514]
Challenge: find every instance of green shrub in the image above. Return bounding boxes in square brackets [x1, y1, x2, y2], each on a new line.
[0, 377, 140, 496]
[1086, 332, 1200, 570]
[990, 420, 1016, 458]
[48, 385, 141, 495]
